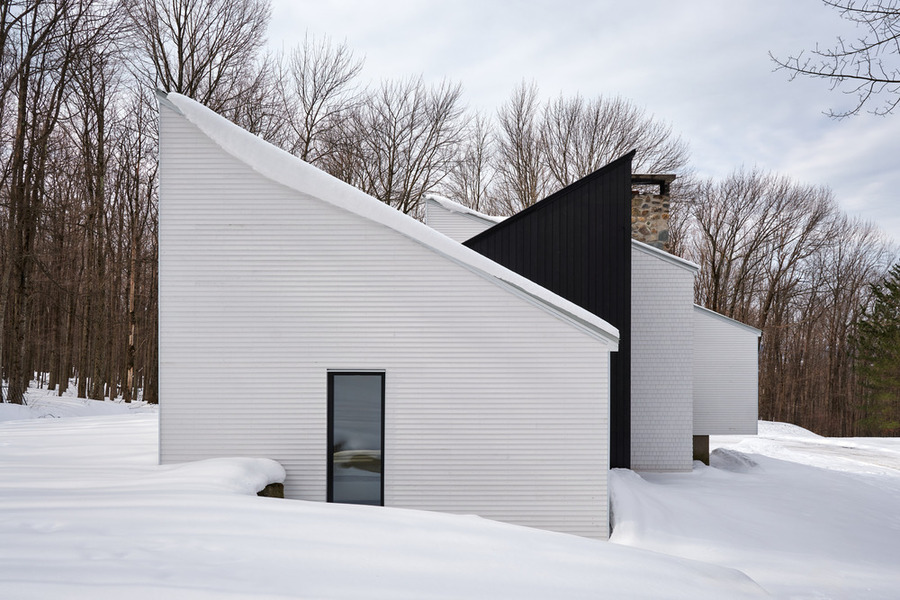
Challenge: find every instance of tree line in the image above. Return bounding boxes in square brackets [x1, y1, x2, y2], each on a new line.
[1, 0, 896, 435]
[681, 171, 895, 435]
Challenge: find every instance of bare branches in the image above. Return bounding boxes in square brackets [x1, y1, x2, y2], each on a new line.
[279, 34, 363, 163]
[123, 0, 271, 111]
[442, 111, 496, 214]
[350, 77, 466, 216]
[494, 81, 547, 214]
[771, 0, 900, 117]
[684, 167, 895, 433]
[491, 83, 691, 215]
[540, 94, 689, 188]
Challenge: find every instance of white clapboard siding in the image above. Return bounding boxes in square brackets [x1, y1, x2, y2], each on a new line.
[693, 305, 760, 435]
[630, 241, 698, 472]
[158, 93, 615, 539]
[424, 196, 502, 242]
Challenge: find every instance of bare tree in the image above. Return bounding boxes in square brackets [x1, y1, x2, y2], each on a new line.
[494, 84, 690, 215]
[221, 52, 287, 144]
[540, 94, 690, 189]
[771, 0, 900, 117]
[111, 87, 159, 402]
[0, 0, 118, 404]
[349, 76, 466, 216]
[277, 34, 363, 164]
[494, 81, 546, 214]
[684, 167, 895, 434]
[441, 111, 497, 213]
[123, 0, 271, 111]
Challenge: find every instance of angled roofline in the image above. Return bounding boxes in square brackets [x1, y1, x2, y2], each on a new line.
[424, 195, 506, 226]
[693, 304, 762, 336]
[465, 151, 637, 246]
[631, 239, 700, 273]
[156, 88, 181, 113]
[159, 91, 619, 348]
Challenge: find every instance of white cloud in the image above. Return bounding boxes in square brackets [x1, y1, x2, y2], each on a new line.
[268, 0, 900, 243]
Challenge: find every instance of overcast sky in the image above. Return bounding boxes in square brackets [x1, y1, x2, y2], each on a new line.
[268, 0, 900, 245]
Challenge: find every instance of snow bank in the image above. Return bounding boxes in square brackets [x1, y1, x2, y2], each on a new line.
[756, 420, 823, 439]
[612, 422, 900, 599]
[0, 394, 765, 599]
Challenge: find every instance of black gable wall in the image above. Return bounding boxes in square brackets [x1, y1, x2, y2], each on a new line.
[464, 152, 634, 469]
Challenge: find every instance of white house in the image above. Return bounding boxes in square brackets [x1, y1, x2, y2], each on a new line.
[629, 240, 698, 471]
[157, 91, 619, 539]
[424, 195, 504, 242]
[693, 306, 761, 437]
[424, 194, 760, 472]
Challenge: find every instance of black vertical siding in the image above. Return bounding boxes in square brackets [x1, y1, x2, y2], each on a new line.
[465, 152, 634, 468]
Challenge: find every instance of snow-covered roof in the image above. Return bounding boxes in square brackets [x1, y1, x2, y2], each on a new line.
[631, 239, 700, 273]
[158, 91, 618, 348]
[693, 304, 762, 336]
[424, 195, 506, 225]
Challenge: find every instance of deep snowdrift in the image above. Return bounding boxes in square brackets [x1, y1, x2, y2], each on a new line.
[3, 390, 898, 599]
[0, 391, 764, 599]
[611, 421, 900, 599]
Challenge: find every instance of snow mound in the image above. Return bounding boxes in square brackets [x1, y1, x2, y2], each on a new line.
[757, 420, 822, 439]
[614, 427, 900, 599]
[0, 400, 770, 599]
[710, 448, 759, 472]
[153, 457, 286, 495]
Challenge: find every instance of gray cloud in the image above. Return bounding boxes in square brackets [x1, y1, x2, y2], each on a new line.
[269, 0, 900, 244]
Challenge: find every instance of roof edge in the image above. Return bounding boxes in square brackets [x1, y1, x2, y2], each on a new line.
[465, 151, 636, 246]
[631, 239, 700, 273]
[693, 304, 762, 336]
[160, 92, 620, 347]
[155, 88, 182, 115]
[425, 195, 505, 225]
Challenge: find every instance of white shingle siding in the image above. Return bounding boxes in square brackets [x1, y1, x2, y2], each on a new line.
[693, 306, 760, 435]
[424, 197, 498, 242]
[158, 98, 614, 539]
[630, 244, 696, 472]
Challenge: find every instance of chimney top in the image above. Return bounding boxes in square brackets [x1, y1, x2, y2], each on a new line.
[632, 174, 676, 196]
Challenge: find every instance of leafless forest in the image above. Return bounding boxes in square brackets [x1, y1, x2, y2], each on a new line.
[1, 0, 895, 434]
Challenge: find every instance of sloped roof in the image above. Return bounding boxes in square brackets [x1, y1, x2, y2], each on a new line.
[424, 195, 506, 225]
[693, 304, 762, 336]
[465, 152, 636, 246]
[158, 91, 618, 348]
[631, 239, 700, 273]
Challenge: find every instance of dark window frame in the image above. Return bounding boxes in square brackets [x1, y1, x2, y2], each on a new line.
[326, 371, 385, 506]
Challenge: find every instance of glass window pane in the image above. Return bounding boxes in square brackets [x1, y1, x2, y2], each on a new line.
[329, 373, 383, 505]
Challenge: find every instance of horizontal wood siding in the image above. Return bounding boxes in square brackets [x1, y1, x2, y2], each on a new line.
[693, 307, 760, 435]
[424, 199, 494, 242]
[630, 246, 694, 471]
[465, 154, 634, 469]
[159, 105, 611, 538]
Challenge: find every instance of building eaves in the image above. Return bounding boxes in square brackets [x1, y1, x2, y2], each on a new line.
[631, 239, 700, 273]
[425, 195, 505, 225]
[159, 90, 619, 349]
[693, 304, 762, 336]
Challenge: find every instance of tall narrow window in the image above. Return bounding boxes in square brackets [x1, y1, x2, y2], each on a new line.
[327, 372, 384, 506]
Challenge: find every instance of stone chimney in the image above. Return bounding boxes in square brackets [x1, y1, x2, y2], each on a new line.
[631, 174, 676, 251]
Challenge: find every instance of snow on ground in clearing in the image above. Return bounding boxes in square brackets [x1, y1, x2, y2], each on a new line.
[611, 421, 900, 600]
[0, 383, 158, 422]
[0, 392, 764, 599]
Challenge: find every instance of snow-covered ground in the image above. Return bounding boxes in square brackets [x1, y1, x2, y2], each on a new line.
[1, 388, 897, 599]
[611, 422, 900, 599]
